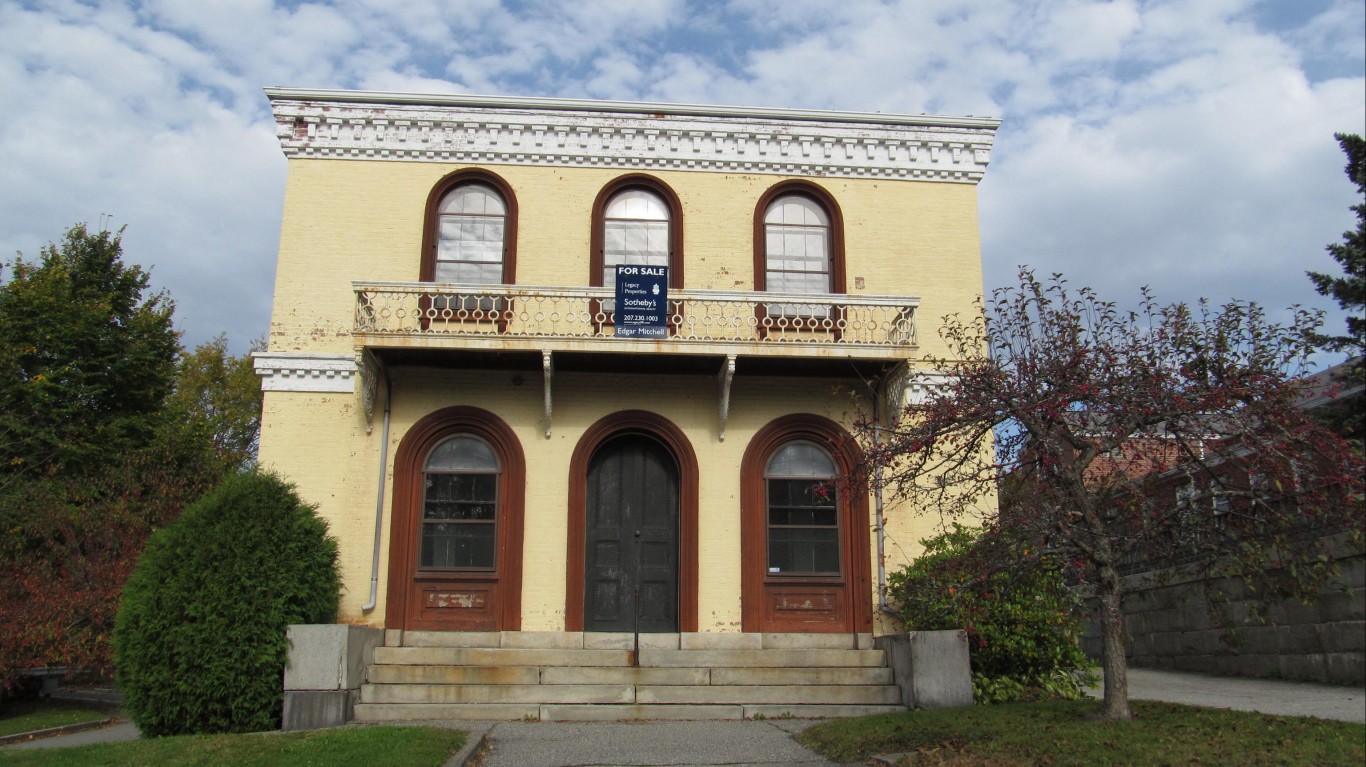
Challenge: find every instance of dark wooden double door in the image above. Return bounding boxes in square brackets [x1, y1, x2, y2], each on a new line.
[584, 434, 679, 632]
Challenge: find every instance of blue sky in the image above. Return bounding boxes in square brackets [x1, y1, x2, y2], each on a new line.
[1, 0, 1362, 357]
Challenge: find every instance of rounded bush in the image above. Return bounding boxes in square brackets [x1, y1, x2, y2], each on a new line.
[888, 524, 1095, 704]
[114, 471, 339, 735]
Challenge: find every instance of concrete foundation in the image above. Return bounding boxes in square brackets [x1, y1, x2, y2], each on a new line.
[875, 630, 973, 709]
[282, 624, 383, 730]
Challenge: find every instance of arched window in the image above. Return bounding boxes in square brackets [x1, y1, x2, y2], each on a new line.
[421, 435, 500, 570]
[765, 441, 840, 575]
[420, 170, 518, 285]
[601, 188, 671, 286]
[591, 175, 684, 290]
[387, 406, 526, 632]
[740, 414, 871, 633]
[753, 181, 845, 296]
[434, 184, 506, 286]
[753, 182, 846, 327]
[763, 196, 831, 296]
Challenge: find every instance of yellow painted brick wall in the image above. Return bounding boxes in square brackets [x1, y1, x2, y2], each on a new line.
[259, 370, 963, 631]
[268, 161, 983, 361]
[260, 157, 988, 631]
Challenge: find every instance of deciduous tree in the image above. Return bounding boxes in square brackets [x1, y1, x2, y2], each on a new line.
[0, 224, 263, 694]
[866, 270, 1364, 720]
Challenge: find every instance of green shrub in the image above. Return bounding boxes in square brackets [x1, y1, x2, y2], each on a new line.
[888, 524, 1096, 704]
[114, 471, 340, 735]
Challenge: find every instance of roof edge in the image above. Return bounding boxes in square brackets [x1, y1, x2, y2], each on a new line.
[263, 87, 1002, 130]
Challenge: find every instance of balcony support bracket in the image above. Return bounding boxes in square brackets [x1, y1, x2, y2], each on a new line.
[359, 349, 383, 433]
[717, 354, 736, 441]
[542, 350, 554, 439]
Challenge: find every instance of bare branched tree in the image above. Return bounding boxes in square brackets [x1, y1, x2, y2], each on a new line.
[866, 270, 1364, 720]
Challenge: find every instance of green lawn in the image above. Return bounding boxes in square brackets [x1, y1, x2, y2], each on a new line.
[0, 702, 109, 740]
[0, 726, 467, 767]
[798, 700, 1366, 767]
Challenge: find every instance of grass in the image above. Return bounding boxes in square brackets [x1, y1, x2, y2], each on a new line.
[0, 701, 109, 739]
[797, 700, 1366, 767]
[0, 725, 467, 767]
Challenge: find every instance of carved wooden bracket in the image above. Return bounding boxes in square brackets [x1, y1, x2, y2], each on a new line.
[542, 350, 554, 438]
[717, 354, 736, 441]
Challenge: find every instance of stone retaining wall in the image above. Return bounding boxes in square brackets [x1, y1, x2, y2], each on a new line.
[1081, 539, 1364, 685]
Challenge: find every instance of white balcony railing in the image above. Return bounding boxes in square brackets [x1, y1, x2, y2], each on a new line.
[353, 282, 918, 357]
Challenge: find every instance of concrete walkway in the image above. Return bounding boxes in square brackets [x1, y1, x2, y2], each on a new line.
[453, 719, 842, 767]
[1092, 667, 1365, 724]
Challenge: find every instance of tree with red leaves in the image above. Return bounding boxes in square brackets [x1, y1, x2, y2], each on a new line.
[866, 270, 1364, 720]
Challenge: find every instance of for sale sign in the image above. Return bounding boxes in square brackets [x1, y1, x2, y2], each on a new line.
[614, 265, 669, 338]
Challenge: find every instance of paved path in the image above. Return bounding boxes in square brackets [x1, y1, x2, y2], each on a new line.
[460, 719, 842, 767]
[1093, 667, 1365, 723]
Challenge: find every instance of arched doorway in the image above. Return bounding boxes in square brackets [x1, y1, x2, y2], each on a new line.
[583, 434, 679, 632]
[566, 411, 699, 632]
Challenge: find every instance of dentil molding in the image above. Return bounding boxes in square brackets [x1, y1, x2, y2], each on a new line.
[254, 352, 358, 393]
[266, 88, 999, 184]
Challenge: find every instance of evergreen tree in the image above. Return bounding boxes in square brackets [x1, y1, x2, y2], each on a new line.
[1307, 133, 1365, 358]
[1307, 133, 1365, 441]
[0, 224, 179, 476]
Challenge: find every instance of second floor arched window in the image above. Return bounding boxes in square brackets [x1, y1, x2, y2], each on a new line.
[763, 195, 831, 296]
[421, 170, 518, 287]
[591, 175, 684, 291]
[602, 188, 670, 286]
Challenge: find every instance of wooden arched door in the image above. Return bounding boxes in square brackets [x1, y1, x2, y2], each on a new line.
[583, 434, 680, 632]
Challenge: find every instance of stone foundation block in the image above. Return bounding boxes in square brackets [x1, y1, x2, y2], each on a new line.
[875, 630, 972, 709]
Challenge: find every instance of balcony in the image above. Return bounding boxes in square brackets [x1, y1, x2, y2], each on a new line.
[353, 282, 918, 363]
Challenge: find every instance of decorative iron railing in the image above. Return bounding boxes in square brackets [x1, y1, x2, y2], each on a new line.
[353, 282, 918, 353]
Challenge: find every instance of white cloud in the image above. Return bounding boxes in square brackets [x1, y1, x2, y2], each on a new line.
[0, 0, 1361, 358]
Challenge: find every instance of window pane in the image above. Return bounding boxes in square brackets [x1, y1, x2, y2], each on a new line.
[605, 189, 669, 221]
[764, 195, 828, 226]
[768, 528, 839, 574]
[436, 183, 506, 286]
[439, 183, 506, 215]
[427, 437, 499, 471]
[767, 443, 836, 477]
[425, 472, 497, 502]
[421, 522, 495, 569]
[605, 221, 668, 264]
[764, 195, 830, 296]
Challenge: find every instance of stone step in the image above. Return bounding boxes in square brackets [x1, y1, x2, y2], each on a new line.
[361, 683, 634, 705]
[362, 681, 898, 706]
[710, 666, 893, 686]
[372, 646, 632, 667]
[353, 701, 907, 723]
[372, 645, 885, 669]
[359, 632, 904, 723]
[368, 665, 542, 685]
[354, 702, 541, 721]
[638, 648, 887, 668]
[367, 663, 893, 687]
[390, 630, 876, 650]
[636, 684, 902, 705]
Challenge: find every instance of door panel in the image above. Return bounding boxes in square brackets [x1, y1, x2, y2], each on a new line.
[584, 435, 679, 632]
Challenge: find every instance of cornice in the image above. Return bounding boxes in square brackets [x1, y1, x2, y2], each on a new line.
[266, 88, 998, 184]
[254, 352, 358, 393]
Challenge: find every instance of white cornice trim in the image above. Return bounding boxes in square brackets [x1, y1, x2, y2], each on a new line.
[254, 352, 358, 393]
[266, 89, 999, 184]
[264, 87, 1001, 130]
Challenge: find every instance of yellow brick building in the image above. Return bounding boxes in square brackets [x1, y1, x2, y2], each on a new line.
[256, 88, 998, 642]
